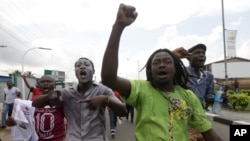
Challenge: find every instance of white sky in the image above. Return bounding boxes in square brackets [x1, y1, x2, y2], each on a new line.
[0, 0, 250, 82]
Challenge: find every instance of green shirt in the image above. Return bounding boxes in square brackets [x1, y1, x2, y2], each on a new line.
[125, 80, 212, 141]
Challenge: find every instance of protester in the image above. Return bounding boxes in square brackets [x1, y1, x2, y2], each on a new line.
[101, 3, 222, 141]
[7, 75, 66, 141]
[1, 80, 21, 128]
[21, 74, 42, 100]
[107, 91, 124, 137]
[32, 57, 127, 140]
[173, 44, 215, 140]
[7, 98, 38, 141]
[186, 44, 215, 111]
[126, 103, 134, 123]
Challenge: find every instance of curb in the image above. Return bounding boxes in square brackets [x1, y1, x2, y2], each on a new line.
[205, 112, 250, 125]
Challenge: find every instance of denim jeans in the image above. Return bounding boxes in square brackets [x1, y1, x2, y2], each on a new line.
[108, 110, 117, 131]
[1, 103, 14, 126]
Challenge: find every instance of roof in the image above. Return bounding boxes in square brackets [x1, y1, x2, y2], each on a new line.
[0, 76, 12, 82]
[205, 57, 250, 66]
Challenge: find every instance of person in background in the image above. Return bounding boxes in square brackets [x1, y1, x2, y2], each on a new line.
[32, 57, 127, 140]
[101, 3, 222, 141]
[212, 85, 224, 114]
[107, 90, 124, 138]
[21, 74, 42, 100]
[173, 44, 215, 141]
[1, 80, 21, 128]
[185, 44, 215, 111]
[7, 98, 38, 141]
[222, 85, 229, 107]
[126, 103, 134, 123]
[232, 78, 239, 93]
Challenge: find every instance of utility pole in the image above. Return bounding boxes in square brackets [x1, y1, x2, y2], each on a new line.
[221, 0, 228, 85]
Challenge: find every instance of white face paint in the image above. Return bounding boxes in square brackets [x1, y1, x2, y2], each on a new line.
[74, 58, 94, 84]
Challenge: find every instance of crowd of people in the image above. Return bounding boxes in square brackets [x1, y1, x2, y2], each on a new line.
[0, 3, 232, 141]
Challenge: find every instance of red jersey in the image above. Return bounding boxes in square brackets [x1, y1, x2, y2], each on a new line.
[107, 91, 123, 110]
[30, 87, 42, 101]
[34, 106, 66, 141]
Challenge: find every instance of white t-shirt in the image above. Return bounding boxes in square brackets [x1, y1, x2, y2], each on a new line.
[3, 87, 20, 104]
[11, 99, 38, 141]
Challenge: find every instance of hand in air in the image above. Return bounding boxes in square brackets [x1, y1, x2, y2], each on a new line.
[115, 3, 138, 27]
[172, 47, 192, 59]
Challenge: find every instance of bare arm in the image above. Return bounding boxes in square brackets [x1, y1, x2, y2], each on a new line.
[172, 47, 192, 58]
[32, 90, 62, 107]
[77, 95, 127, 116]
[101, 4, 138, 98]
[21, 75, 31, 89]
[108, 96, 127, 116]
[32, 94, 50, 107]
[202, 129, 222, 141]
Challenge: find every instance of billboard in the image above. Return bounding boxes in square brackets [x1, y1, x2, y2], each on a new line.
[44, 70, 65, 82]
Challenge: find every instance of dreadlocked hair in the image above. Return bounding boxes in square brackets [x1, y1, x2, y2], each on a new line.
[145, 48, 189, 89]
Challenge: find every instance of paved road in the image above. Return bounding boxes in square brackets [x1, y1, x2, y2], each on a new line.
[1, 107, 250, 141]
[0, 110, 136, 141]
[212, 120, 229, 141]
[105, 116, 136, 141]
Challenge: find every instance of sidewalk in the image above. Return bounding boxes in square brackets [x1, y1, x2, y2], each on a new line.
[206, 107, 250, 125]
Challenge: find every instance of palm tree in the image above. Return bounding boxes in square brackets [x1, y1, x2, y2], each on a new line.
[9, 70, 21, 76]
[25, 71, 35, 77]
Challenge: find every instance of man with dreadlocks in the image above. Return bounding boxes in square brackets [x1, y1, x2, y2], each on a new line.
[101, 3, 222, 141]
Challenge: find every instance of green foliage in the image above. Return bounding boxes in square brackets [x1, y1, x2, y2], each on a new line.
[227, 90, 235, 95]
[240, 89, 250, 96]
[12, 70, 21, 75]
[228, 94, 250, 110]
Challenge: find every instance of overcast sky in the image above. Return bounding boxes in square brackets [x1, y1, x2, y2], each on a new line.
[0, 0, 250, 82]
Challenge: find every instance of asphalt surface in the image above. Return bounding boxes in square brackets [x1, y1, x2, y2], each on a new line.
[1, 106, 250, 141]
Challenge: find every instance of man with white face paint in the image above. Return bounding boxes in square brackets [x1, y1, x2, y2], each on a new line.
[32, 57, 127, 141]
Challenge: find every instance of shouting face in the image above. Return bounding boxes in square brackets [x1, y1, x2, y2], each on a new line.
[39, 76, 55, 93]
[151, 51, 175, 84]
[75, 58, 94, 84]
[188, 48, 206, 69]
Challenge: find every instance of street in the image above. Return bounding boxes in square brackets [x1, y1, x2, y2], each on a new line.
[0, 110, 240, 141]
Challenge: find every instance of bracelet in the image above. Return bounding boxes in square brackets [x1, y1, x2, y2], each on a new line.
[106, 96, 109, 106]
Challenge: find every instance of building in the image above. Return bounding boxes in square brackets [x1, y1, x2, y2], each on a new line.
[204, 57, 250, 89]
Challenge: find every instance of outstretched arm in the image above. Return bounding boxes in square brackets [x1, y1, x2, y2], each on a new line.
[101, 3, 138, 98]
[21, 75, 31, 89]
[32, 90, 62, 107]
[77, 94, 127, 117]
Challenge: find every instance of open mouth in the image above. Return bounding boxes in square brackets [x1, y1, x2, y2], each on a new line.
[157, 70, 168, 78]
[198, 59, 205, 64]
[80, 70, 87, 79]
[43, 87, 50, 92]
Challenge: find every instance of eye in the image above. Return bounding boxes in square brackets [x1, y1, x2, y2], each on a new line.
[152, 60, 160, 66]
[84, 62, 90, 66]
[75, 62, 81, 67]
